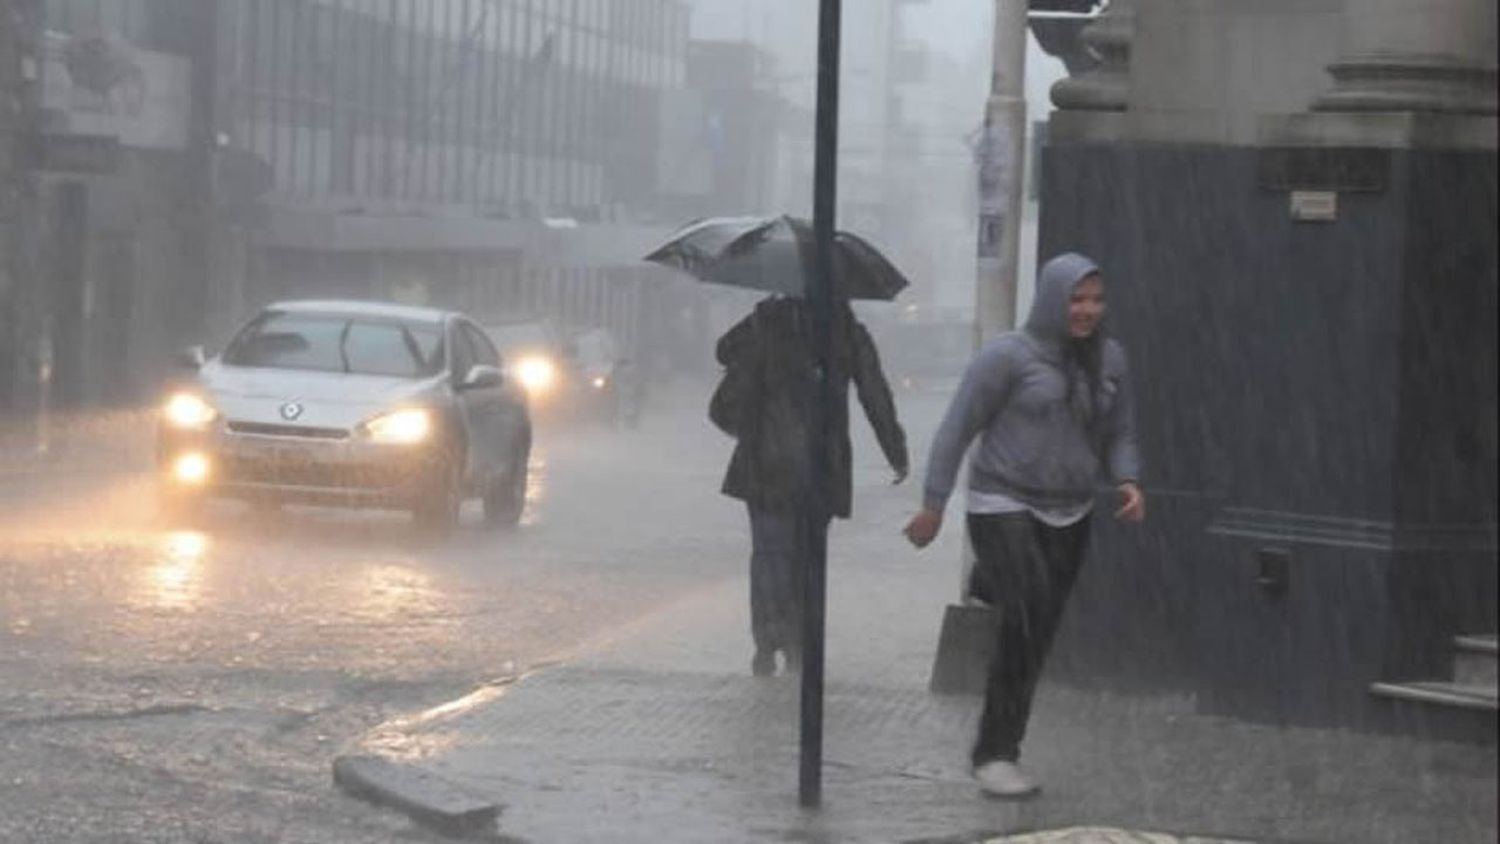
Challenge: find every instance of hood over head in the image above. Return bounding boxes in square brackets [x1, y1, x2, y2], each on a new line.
[1024, 252, 1101, 345]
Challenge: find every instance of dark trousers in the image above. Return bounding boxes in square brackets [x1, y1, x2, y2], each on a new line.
[967, 510, 1091, 766]
[747, 505, 827, 657]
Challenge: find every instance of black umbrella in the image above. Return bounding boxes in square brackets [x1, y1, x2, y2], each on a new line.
[644, 214, 909, 301]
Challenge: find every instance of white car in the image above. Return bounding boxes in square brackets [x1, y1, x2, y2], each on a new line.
[157, 300, 532, 532]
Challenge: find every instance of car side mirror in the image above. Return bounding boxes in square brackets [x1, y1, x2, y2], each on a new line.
[459, 364, 504, 391]
[174, 345, 207, 370]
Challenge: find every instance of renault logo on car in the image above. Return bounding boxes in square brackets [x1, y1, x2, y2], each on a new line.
[279, 401, 303, 421]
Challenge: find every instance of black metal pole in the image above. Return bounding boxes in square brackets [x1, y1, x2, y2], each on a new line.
[800, 0, 840, 811]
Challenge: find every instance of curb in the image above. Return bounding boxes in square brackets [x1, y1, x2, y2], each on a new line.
[976, 829, 1256, 844]
[332, 754, 501, 838]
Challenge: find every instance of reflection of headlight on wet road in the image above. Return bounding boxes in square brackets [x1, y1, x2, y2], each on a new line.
[363, 408, 432, 445]
[354, 564, 437, 621]
[165, 530, 209, 564]
[163, 392, 218, 429]
[136, 531, 209, 612]
[516, 357, 556, 394]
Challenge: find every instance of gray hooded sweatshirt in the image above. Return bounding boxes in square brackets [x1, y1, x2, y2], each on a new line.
[921, 253, 1141, 514]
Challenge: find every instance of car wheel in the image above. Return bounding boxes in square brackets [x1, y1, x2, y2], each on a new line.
[412, 459, 461, 537]
[483, 440, 529, 528]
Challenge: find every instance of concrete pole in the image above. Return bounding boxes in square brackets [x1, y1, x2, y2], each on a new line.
[974, 0, 1028, 347]
[957, 0, 1028, 617]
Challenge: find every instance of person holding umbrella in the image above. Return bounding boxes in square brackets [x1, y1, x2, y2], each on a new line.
[903, 253, 1145, 798]
[647, 215, 911, 677]
[715, 293, 908, 676]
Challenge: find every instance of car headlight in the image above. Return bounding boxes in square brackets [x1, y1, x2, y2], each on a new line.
[171, 451, 212, 484]
[363, 408, 432, 445]
[515, 356, 556, 394]
[591, 375, 608, 389]
[163, 392, 218, 430]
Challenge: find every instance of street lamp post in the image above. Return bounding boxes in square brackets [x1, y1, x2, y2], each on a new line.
[801, 0, 842, 811]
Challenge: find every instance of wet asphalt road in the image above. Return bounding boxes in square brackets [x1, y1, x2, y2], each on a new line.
[0, 389, 754, 843]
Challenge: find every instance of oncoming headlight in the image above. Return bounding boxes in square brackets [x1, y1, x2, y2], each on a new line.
[364, 408, 432, 445]
[163, 392, 218, 430]
[172, 451, 211, 485]
[515, 356, 556, 394]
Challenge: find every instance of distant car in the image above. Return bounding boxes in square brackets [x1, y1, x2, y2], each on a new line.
[481, 318, 572, 411]
[157, 300, 532, 533]
[482, 319, 628, 425]
[570, 327, 641, 426]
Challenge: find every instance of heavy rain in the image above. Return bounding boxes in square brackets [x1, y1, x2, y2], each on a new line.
[0, 1, 1494, 843]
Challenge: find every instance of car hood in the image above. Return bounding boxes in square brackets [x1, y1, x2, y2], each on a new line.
[198, 362, 446, 430]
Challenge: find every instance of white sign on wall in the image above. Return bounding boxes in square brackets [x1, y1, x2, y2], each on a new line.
[1289, 190, 1338, 223]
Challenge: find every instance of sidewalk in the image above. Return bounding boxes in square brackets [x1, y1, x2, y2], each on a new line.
[339, 479, 1498, 843]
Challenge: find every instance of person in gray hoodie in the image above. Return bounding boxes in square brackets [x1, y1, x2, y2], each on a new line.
[903, 252, 1144, 798]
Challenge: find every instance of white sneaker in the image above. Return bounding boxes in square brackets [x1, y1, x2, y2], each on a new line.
[973, 760, 1040, 798]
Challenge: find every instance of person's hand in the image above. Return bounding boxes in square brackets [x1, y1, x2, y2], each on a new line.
[1115, 482, 1146, 523]
[892, 463, 909, 485]
[903, 509, 942, 548]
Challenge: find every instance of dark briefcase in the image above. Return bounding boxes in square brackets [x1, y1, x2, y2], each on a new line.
[927, 602, 999, 695]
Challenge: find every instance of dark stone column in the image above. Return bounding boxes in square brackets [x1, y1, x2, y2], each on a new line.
[1040, 139, 1496, 733]
[1037, 1, 1497, 736]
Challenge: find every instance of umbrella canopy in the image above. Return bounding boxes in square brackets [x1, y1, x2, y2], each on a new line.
[644, 215, 909, 301]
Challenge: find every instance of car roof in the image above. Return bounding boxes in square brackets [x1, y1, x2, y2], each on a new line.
[264, 299, 451, 324]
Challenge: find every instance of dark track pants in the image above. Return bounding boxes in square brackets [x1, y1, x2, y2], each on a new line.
[747, 505, 827, 657]
[966, 510, 1092, 766]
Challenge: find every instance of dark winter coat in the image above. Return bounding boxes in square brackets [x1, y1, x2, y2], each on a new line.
[714, 296, 907, 519]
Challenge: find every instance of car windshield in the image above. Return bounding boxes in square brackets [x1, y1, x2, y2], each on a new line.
[223, 312, 444, 377]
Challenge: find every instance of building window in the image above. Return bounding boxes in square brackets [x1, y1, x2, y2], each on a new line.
[229, 0, 684, 209]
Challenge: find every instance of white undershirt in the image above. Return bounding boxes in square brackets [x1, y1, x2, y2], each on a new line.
[965, 487, 1093, 527]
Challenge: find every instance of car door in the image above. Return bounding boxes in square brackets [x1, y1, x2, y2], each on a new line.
[453, 320, 509, 483]
[446, 320, 486, 486]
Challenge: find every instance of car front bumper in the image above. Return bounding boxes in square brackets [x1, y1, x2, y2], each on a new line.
[157, 424, 446, 509]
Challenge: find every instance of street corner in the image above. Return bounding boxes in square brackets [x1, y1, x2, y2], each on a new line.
[333, 753, 502, 838]
[332, 681, 523, 836]
[351, 681, 516, 761]
[978, 829, 1254, 844]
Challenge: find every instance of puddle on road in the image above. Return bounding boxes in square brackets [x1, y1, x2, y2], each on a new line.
[360, 682, 514, 761]
[348, 563, 439, 622]
[129, 531, 210, 612]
